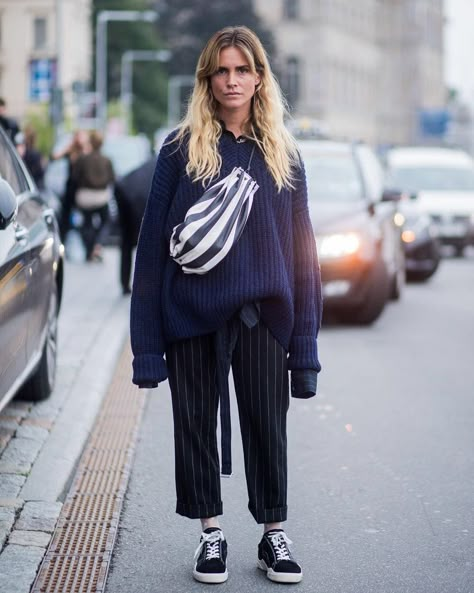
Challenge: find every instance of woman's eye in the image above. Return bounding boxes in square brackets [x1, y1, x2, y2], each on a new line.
[238, 67, 250, 74]
[216, 68, 227, 75]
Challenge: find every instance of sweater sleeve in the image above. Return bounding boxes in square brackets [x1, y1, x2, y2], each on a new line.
[288, 162, 323, 373]
[130, 135, 181, 386]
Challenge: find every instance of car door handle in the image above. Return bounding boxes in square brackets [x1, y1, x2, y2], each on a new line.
[43, 209, 55, 225]
[14, 224, 28, 242]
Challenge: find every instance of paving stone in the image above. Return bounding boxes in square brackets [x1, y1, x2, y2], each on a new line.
[20, 418, 54, 431]
[0, 426, 16, 453]
[0, 474, 26, 498]
[0, 507, 16, 522]
[0, 462, 31, 475]
[0, 544, 45, 593]
[0, 414, 22, 425]
[0, 438, 43, 470]
[27, 403, 60, 420]
[8, 530, 51, 548]
[0, 508, 16, 548]
[0, 498, 24, 509]
[15, 501, 62, 533]
[5, 402, 31, 415]
[15, 425, 49, 442]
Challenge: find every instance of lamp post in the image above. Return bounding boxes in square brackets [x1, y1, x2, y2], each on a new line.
[95, 10, 158, 130]
[120, 49, 171, 134]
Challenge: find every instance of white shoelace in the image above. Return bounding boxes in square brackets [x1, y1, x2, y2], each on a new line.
[268, 531, 293, 561]
[194, 530, 224, 561]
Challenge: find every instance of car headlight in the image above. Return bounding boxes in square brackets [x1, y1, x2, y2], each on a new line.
[318, 232, 362, 259]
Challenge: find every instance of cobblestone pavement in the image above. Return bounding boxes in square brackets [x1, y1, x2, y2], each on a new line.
[0, 247, 130, 593]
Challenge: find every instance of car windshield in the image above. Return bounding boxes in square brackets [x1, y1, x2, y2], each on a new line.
[389, 166, 474, 192]
[302, 152, 363, 202]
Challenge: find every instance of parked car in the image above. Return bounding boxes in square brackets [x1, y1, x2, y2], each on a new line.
[0, 127, 64, 411]
[385, 146, 474, 256]
[299, 139, 404, 324]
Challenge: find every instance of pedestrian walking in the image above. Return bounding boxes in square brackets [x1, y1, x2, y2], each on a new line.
[73, 131, 114, 262]
[51, 129, 91, 243]
[130, 26, 322, 585]
[114, 156, 157, 294]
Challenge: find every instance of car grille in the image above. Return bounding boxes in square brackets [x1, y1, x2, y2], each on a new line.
[431, 214, 470, 224]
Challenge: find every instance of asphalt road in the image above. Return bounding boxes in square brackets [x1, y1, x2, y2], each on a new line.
[106, 254, 474, 593]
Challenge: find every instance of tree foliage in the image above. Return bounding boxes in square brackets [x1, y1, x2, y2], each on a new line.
[154, 0, 275, 77]
[92, 0, 168, 136]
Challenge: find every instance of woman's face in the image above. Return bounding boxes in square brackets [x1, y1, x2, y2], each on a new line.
[210, 46, 261, 117]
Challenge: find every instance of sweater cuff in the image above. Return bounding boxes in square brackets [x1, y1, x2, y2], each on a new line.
[132, 354, 168, 387]
[288, 336, 321, 372]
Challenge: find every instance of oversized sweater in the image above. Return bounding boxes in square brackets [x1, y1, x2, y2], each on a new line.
[130, 129, 322, 386]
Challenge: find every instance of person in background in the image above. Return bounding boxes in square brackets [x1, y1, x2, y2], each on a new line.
[73, 130, 114, 262]
[51, 130, 91, 242]
[16, 127, 45, 188]
[0, 97, 19, 142]
[114, 156, 157, 294]
[130, 26, 322, 585]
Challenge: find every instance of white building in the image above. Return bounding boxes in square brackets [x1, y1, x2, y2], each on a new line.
[254, 0, 446, 146]
[0, 0, 92, 122]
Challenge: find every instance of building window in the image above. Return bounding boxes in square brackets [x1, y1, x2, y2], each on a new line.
[285, 56, 300, 111]
[283, 0, 299, 20]
[33, 17, 47, 50]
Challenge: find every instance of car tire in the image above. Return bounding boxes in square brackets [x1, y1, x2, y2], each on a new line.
[390, 244, 405, 301]
[337, 256, 389, 325]
[19, 285, 58, 402]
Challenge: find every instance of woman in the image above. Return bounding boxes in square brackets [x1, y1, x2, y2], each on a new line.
[51, 129, 91, 243]
[131, 26, 322, 584]
[73, 131, 114, 262]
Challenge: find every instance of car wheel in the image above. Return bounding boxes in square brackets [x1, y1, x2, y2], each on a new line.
[390, 245, 405, 301]
[337, 256, 389, 325]
[19, 285, 58, 402]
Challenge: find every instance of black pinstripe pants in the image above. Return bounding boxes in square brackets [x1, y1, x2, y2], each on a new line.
[166, 317, 289, 524]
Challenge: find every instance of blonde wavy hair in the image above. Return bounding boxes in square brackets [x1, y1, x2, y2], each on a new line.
[174, 26, 300, 191]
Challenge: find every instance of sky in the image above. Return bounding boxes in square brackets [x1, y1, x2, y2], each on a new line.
[444, 0, 474, 103]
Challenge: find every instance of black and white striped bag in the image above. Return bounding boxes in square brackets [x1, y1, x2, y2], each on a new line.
[169, 146, 258, 274]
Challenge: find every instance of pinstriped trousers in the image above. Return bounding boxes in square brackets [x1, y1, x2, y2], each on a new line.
[166, 317, 289, 524]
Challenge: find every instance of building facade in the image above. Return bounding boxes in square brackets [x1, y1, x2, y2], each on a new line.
[0, 0, 92, 122]
[254, 0, 446, 146]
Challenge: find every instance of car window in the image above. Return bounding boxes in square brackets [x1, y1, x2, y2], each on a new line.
[303, 151, 363, 202]
[0, 138, 28, 195]
[356, 146, 385, 202]
[388, 166, 474, 192]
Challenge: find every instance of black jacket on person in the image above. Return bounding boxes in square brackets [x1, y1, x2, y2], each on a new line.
[115, 156, 157, 293]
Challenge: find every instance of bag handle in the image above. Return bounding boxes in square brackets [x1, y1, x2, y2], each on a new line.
[246, 145, 256, 172]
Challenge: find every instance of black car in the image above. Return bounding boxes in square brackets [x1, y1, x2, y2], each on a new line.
[299, 140, 405, 324]
[396, 198, 441, 281]
[0, 127, 64, 410]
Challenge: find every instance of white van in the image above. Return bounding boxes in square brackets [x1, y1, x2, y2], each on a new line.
[386, 147, 474, 256]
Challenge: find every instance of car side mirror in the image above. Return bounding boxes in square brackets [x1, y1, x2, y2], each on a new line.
[0, 178, 18, 230]
[381, 188, 403, 202]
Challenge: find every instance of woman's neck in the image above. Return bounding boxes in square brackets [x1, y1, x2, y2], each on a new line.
[219, 110, 249, 138]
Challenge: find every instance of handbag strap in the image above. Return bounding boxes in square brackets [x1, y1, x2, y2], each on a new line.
[246, 145, 256, 172]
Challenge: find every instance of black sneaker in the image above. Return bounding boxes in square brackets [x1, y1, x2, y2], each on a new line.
[193, 527, 228, 584]
[257, 529, 302, 583]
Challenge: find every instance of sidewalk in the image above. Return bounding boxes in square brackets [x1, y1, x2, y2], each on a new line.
[0, 247, 130, 593]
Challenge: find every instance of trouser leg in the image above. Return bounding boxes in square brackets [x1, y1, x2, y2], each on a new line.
[231, 318, 289, 524]
[166, 334, 223, 519]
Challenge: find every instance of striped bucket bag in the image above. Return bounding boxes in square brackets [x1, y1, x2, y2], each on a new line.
[169, 146, 258, 274]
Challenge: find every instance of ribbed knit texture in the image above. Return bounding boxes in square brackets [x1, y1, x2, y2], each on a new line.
[130, 130, 322, 386]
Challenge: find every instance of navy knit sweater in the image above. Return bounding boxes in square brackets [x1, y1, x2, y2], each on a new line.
[130, 129, 322, 386]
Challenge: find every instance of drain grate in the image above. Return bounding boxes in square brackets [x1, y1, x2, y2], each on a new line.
[32, 343, 146, 593]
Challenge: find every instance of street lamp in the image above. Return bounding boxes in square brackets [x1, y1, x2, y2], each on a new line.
[120, 49, 171, 134]
[95, 10, 158, 130]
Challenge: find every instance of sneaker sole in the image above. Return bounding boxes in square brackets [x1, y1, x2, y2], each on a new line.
[193, 569, 229, 584]
[257, 559, 303, 583]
